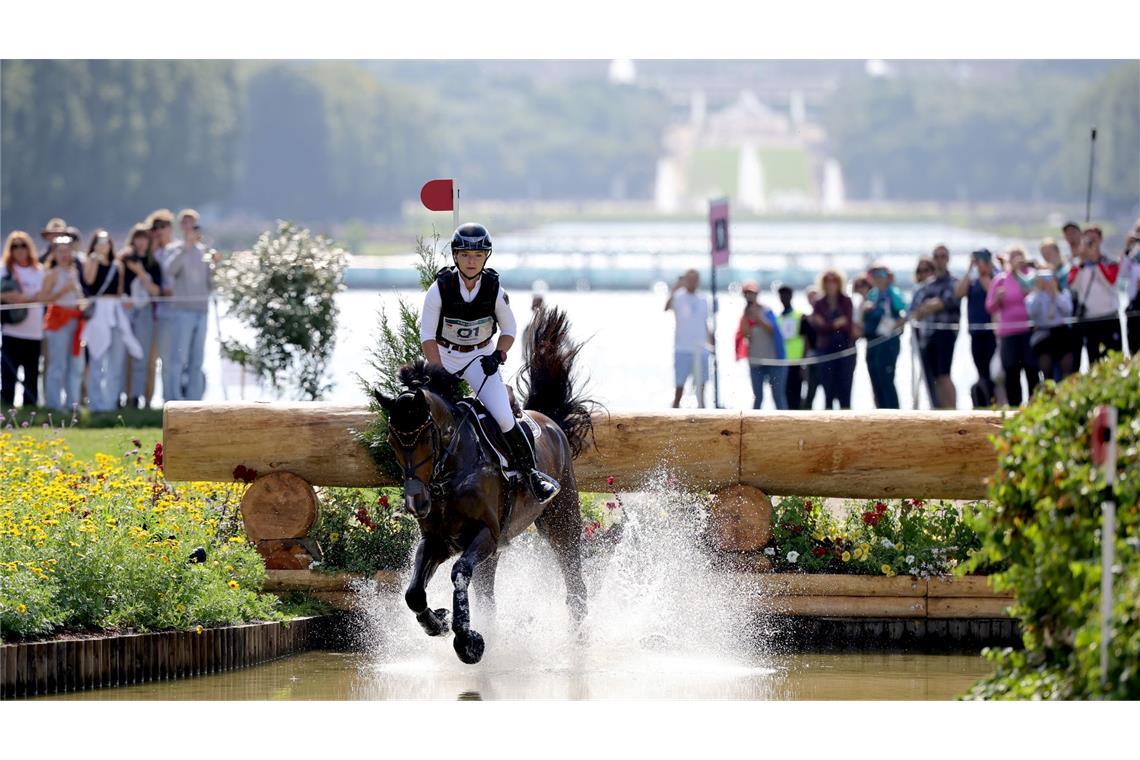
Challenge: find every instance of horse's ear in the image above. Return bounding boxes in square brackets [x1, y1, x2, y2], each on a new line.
[372, 390, 395, 412]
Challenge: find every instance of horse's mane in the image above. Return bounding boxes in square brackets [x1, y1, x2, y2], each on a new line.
[398, 359, 463, 403]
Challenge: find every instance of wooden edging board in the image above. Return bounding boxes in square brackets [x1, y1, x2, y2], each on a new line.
[1, 616, 327, 700]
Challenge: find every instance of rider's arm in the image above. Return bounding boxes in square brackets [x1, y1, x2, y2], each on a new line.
[419, 282, 443, 366]
[494, 287, 517, 357]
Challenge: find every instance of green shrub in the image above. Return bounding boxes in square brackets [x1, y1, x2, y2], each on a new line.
[964, 352, 1139, 700]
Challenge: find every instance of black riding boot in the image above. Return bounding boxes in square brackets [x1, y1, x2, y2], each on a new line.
[503, 422, 561, 506]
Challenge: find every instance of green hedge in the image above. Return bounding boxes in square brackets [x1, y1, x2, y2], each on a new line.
[965, 352, 1139, 699]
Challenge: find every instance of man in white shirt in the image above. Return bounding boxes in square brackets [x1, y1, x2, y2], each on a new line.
[665, 268, 712, 408]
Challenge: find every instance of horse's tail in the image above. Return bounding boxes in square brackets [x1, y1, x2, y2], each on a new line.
[517, 306, 599, 459]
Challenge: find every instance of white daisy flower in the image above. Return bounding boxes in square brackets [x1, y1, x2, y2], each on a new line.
[764, 547, 775, 556]
[786, 550, 799, 564]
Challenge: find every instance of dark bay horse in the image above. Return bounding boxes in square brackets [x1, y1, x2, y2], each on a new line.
[371, 307, 596, 664]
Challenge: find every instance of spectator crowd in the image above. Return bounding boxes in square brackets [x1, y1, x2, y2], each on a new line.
[2, 210, 220, 412]
[670, 220, 1140, 410]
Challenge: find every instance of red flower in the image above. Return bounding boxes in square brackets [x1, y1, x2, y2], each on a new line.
[355, 507, 377, 530]
[803, 501, 813, 514]
[811, 546, 827, 558]
[607, 475, 615, 487]
[874, 501, 887, 514]
[862, 511, 881, 526]
[585, 524, 597, 539]
[606, 501, 617, 510]
[791, 525, 803, 535]
[153, 442, 164, 470]
[378, 494, 390, 508]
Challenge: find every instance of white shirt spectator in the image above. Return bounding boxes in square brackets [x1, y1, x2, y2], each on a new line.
[670, 288, 709, 351]
[2, 264, 46, 341]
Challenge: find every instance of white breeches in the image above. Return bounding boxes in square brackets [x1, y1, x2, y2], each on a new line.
[439, 344, 515, 432]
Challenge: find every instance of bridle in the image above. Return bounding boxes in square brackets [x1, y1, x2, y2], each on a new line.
[387, 363, 491, 515]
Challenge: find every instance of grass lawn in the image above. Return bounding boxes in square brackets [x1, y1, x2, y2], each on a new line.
[4, 407, 164, 461]
[685, 146, 815, 202]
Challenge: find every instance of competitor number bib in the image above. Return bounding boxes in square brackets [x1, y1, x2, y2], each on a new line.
[441, 315, 495, 346]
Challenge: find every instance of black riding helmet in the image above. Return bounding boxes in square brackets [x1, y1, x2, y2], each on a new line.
[451, 222, 492, 278]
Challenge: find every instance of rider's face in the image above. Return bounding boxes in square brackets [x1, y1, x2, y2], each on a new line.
[456, 250, 487, 279]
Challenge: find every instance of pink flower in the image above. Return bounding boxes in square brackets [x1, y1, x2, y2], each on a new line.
[606, 501, 617, 510]
[607, 475, 615, 487]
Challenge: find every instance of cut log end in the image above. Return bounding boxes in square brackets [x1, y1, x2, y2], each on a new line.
[708, 484, 773, 553]
[240, 471, 318, 545]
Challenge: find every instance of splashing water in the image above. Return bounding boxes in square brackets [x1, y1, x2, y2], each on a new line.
[347, 475, 781, 699]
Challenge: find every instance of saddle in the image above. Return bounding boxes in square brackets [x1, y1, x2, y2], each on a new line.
[456, 397, 541, 475]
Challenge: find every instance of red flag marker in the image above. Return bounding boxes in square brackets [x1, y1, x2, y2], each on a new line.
[420, 179, 454, 212]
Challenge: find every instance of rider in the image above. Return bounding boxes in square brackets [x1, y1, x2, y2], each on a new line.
[419, 222, 561, 505]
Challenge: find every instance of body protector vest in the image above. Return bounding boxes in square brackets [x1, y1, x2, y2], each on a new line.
[435, 266, 501, 346]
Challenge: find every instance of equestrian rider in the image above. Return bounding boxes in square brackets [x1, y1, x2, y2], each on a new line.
[419, 222, 561, 505]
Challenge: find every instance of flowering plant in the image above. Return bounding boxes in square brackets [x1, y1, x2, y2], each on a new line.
[766, 495, 997, 577]
[0, 432, 280, 639]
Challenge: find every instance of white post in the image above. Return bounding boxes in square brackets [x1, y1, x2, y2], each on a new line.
[453, 184, 460, 231]
[1098, 405, 1117, 691]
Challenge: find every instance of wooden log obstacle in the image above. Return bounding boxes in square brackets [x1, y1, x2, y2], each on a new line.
[164, 403, 1005, 563]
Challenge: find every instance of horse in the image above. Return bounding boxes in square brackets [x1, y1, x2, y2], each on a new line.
[371, 307, 597, 664]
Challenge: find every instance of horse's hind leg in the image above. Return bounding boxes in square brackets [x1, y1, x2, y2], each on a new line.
[535, 482, 587, 624]
[451, 527, 497, 665]
[472, 553, 499, 621]
[405, 537, 450, 637]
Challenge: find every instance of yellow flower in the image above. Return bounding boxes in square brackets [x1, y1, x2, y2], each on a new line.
[228, 537, 245, 544]
[227, 580, 239, 590]
[329, 532, 341, 543]
[195, 625, 204, 635]
[841, 551, 851, 562]
[16, 603, 27, 614]
[881, 564, 892, 574]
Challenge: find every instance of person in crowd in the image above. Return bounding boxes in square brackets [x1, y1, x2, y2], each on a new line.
[775, 284, 807, 410]
[81, 229, 127, 411]
[1061, 221, 1083, 263]
[120, 224, 163, 408]
[909, 246, 960, 409]
[862, 263, 906, 409]
[1, 232, 46, 408]
[178, 208, 200, 243]
[163, 219, 216, 402]
[800, 285, 823, 409]
[1026, 266, 1074, 383]
[850, 275, 872, 340]
[986, 246, 1037, 406]
[1123, 220, 1140, 357]
[736, 280, 787, 409]
[954, 248, 997, 406]
[1039, 238, 1071, 288]
[1068, 225, 1122, 365]
[666, 268, 712, 409]
[147, 209, 178, 401]
[39, 237, 85, 411]
[809, 268, 855, 410]
[38, 218, 69, 266]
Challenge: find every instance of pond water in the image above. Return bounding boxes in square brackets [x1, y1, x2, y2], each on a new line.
[40, 649, 990, 700]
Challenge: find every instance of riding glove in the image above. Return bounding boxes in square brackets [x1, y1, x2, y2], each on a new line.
[480, 350, 506, 376]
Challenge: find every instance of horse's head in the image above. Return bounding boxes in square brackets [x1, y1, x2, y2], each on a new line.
[375, 387, 442, 519]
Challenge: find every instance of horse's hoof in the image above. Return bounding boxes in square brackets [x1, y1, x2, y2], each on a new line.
[454, 630, 485, 665]
[417, 608, 451, 637]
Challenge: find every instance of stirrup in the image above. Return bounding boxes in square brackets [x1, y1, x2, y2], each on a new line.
[528, 470, 561, 505]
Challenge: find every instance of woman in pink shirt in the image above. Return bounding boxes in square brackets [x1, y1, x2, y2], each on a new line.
[985, 246, 1038, 406]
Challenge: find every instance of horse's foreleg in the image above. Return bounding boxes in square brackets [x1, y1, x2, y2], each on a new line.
[405, 538, 450, 637]
[451, 527, 497, 664]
